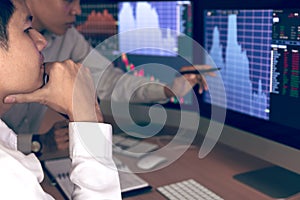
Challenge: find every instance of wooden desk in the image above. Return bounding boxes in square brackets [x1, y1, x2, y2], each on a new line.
[40, 109, 300, 200]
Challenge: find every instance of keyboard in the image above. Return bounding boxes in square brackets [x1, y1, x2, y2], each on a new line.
[157, 179, 224, 200]
[113, 134, 159, 158]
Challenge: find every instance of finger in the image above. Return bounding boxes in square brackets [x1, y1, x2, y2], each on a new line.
[54, 129, 68, 137]
[194, 64, 211, 69]
[181, 64, 211, 71]
[57, 141, 69, 150]
[55, 134, 69, 143]
[53, 120, 69, 129]
[183, 73, 196, 80]
[199, 76, 209, 92]
[198, 85, 204, 94]
[4, 89, 46, 104]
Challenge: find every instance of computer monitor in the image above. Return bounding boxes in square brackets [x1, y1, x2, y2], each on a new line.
[76, 0, 201, 139]
[77, 0, 195, 107]
[196, 0, 300, 198]
[105, 0, 203, 142]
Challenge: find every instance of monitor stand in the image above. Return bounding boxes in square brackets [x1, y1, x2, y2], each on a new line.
[233, 166, 300, 199]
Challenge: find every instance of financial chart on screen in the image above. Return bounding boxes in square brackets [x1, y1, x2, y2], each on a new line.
[269, 9, 300, 129]
[203, 9, 300, 129]
[118, 1, 192, 56]
[76, 2, 118, 53]
[203, 9, 273, 120]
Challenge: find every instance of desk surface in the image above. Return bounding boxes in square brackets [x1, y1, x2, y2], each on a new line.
[40, 109, 300, 200]
[41, 141, 300, 200]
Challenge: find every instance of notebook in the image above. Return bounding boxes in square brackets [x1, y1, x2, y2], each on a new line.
[43, 157, 151, 199]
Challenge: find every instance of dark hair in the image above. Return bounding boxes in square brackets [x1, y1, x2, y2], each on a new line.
[0, 0, 15, 50]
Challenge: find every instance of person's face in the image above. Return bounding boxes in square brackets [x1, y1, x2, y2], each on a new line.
[0, 0, 47, 113]
[26, 0, 81, 35]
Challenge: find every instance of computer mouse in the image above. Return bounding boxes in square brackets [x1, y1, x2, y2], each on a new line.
[137, 154, 167, 170]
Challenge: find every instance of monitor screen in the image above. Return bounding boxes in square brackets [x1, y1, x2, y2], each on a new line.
[204, 9, 272, 121]
[198, 3, 300, 198]
[202, 8, 300, 148]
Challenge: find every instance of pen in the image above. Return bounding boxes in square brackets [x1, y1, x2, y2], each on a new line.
[180, 67, 221, 75]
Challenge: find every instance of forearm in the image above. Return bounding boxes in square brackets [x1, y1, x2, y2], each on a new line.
[83, 50, 169, 103]
[96, 66, 169, 103]
[131, 83, 169, 103]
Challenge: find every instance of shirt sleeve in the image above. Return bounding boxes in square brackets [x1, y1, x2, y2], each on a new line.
[82, 48, 169, 103]
[68, 122, 122, 200]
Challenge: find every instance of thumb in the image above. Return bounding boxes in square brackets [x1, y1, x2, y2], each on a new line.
[4, 89, 46, 104]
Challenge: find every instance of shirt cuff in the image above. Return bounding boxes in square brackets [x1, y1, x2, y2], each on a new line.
[69, 122, 113, 159]
[17, 133, 33, 154]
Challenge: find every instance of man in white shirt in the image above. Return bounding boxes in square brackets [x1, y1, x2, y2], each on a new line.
[3, 0, 216, 154]
[0, 0, 121, 198]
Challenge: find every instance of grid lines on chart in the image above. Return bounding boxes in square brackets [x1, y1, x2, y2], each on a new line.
[204, 9, 273, 119]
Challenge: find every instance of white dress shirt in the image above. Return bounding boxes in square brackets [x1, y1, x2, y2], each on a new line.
[0, 119, 122, 199]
